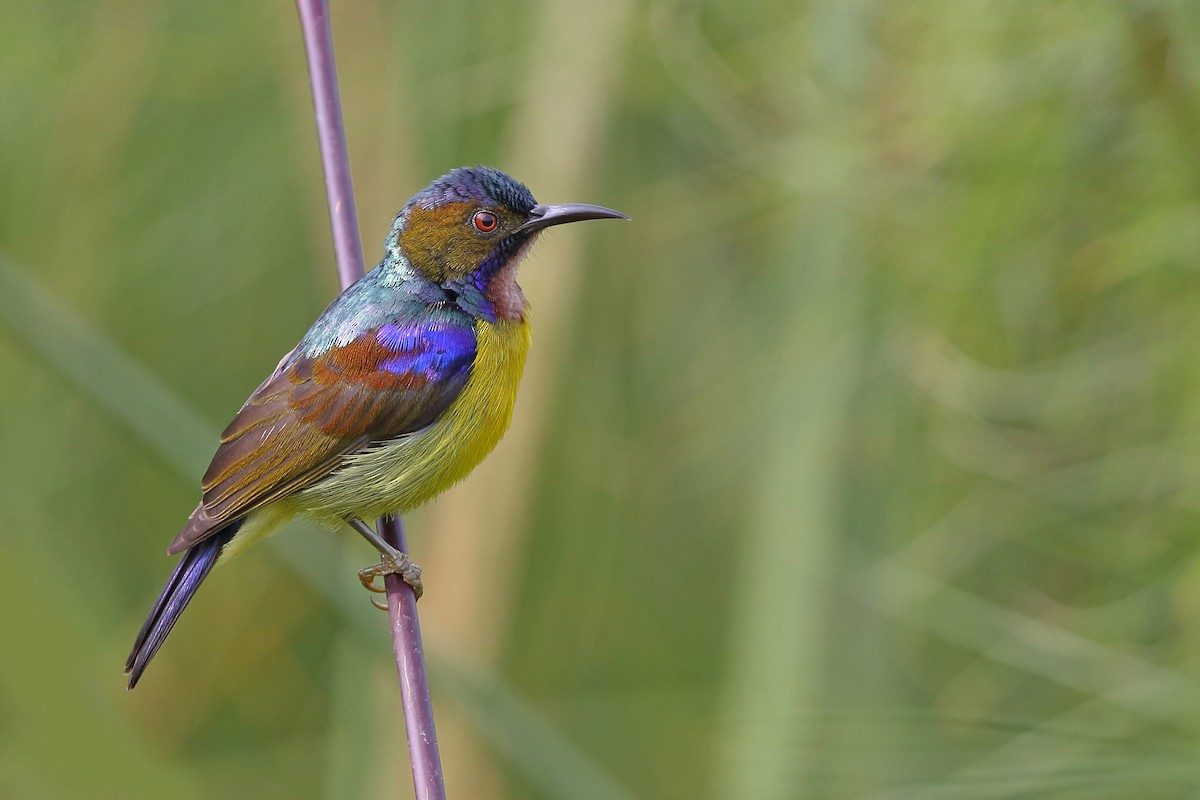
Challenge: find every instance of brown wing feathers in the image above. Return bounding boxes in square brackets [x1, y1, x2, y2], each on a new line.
[167, 324, 475, 554]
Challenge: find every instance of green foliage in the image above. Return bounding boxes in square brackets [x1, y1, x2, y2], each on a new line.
[2, 0, 1200, 797]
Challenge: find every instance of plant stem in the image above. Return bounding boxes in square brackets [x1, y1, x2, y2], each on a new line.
[294, 0, 363, 289]
[294, 2, 446, 797]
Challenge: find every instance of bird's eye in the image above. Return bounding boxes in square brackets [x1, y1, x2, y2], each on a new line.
[472, 210, 499, 233]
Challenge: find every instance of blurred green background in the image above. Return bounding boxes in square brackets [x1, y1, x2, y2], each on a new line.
[3, 0, 1200, 797]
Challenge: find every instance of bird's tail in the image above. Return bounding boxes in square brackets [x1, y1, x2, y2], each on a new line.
[124, 521, 240, 689]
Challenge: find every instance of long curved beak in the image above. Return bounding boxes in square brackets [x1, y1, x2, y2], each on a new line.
[514, 202, 629, 235]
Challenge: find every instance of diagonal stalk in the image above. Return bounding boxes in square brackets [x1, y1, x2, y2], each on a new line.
[294, 2, 445, 797]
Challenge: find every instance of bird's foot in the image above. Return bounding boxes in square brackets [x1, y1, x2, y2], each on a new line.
[358, 552, 423, 608]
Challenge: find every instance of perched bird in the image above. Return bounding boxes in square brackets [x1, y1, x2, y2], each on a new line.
[125, 166, 626, 688]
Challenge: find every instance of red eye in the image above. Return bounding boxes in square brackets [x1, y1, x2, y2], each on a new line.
[472, 210, 498, 233]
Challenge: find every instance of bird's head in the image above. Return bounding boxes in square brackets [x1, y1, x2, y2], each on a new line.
[387, 166, 626, 321]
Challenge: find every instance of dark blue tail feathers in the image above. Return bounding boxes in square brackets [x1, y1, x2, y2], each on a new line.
[124, 522, 239, 689]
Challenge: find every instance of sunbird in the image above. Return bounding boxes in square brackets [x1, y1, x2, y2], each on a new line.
[125, 166, 626, 688]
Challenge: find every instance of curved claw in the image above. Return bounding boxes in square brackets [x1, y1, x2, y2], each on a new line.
[359, 571, 388, 593]
[371, 597, 389, 611]
[357, 552, 424, 601]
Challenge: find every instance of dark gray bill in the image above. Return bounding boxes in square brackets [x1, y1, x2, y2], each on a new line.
[515, 202, 629, 234]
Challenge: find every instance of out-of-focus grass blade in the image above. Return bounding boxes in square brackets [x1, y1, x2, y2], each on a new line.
[432, 660, 637, 800]
[324, 612, 377, 800]
[0, 536, 203, 800]
[714, 322, 864, 799]
[868, 561, 1200, 733]
[0, 253, 631, 800]
[0, 256, 213, 475]
[855, 697, 1200, 800]
[713, 0, 872, 795]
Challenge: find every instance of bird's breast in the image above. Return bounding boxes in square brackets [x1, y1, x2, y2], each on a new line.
[293, 316, 532, 521]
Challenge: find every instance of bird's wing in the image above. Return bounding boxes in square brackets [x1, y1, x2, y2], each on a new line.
[168, 316, 476, 554]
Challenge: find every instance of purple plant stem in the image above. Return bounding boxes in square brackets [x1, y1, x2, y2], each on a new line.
[383, 515, 445, 794]
[294, 2, 446, 798]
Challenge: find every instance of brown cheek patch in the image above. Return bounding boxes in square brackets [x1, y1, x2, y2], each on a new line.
[399, 202, 475, 280]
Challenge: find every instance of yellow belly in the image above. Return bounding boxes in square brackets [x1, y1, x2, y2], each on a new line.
[290, 315, 532, 523]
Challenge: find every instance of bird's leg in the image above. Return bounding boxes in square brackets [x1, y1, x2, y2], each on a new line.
[346, 518, 423, 603]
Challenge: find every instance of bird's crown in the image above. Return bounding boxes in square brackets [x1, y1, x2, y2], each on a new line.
[408, 166, 536, 216]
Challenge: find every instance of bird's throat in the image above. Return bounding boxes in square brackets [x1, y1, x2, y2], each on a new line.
[483, 236, 533, 322]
